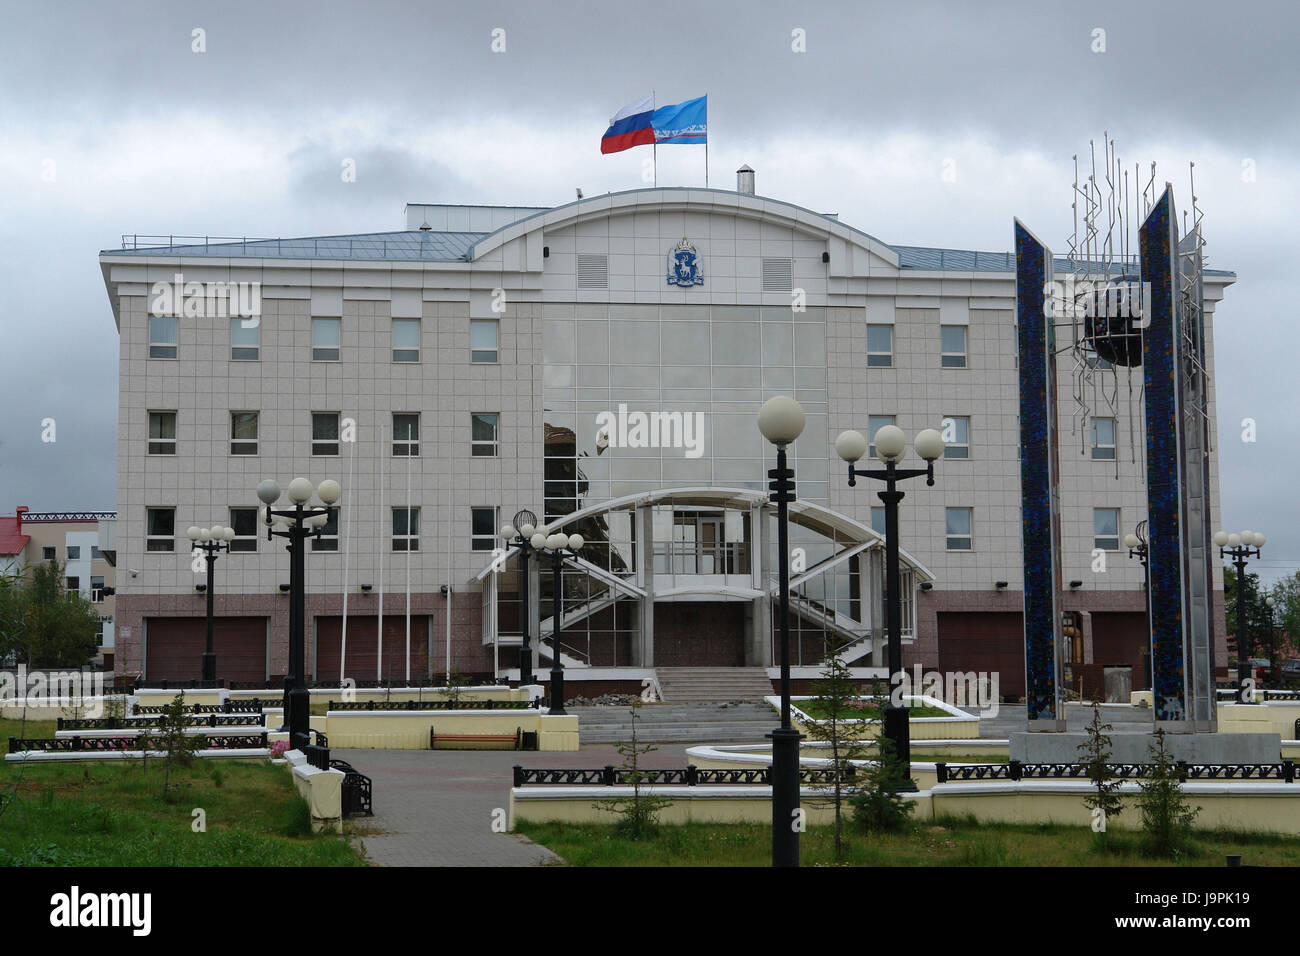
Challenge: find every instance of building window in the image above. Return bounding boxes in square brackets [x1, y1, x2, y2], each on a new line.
[231, 411, 259, 455]
[66, 576, 80, 596]
[471, 319, 498, 363]
[312, 317, 341, 361]
[946, 507, 973, 551]
[91, 575, 105, 603]
[1085, 352, 1112, 370]
[67, 545, 81, 560]
[393, 414, 419, 456]
[867, 325, 892, 367]
[1091, 417, 1116, 460]
[91, 546, 103, 561]
[229, 507, 258, 552]
[942, 416, 970, 459]
[310, 507, 339, 552]
[392, 319, 420, 362]
[870, 507, 886, 535]
[148, 411, 176, 455]
[231, 317, 259, 360]
[1094, 508, 1120, 551]
[941, 325, 967, 368]
[471, 507, 497, 551]
[867, 415, 896, 459]
[42, 547, 55, 561]
[95, 619, 105, 647]
[312, 413, 340, 456]
[392, 507, 420, 552]
[472, 413, 499, 457]
[146, 507, 175, 552]
[149, 315, 177, 359]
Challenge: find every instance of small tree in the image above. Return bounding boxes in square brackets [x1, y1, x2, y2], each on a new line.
[1138, 729, 1199, 858]
[802, 645, 872, 861]
[148, 694, 201, 798]
[443, 670, 467, 704]
[1077, 701, 1123, 848]
[594, 699, 670, 840]
[851, 734, 915, 833]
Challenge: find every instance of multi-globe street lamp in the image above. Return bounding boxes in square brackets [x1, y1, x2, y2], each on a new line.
[187, 524, 236, 683]
[257, 477, 341, 750]
[1214, 529, 1267, 704]
[500, 510, 541, 686]
[756, 395, 805, 869]
[539, 529, 584, 716]
[834, 423, 945, 791]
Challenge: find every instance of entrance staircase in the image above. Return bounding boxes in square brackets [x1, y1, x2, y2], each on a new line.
[568, 701, 777, 744]
[655, 667, 774, 703]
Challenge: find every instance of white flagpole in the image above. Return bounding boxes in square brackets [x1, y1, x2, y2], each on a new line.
[446, 485, 452, 680]
[378, 422, 384, 684]
[405, 432, 412, 683]
[339, 434, 355, 683]
[652, 89, 657, 188]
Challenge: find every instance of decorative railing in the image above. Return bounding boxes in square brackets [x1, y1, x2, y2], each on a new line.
[58, 714, 262, 731]
[8, 733, 269, 754]
[18, 512, 116, 522]
[330, 759, 374, 817]
[934, 760, 1297, 784]
[134, 679, 225, 690]
[512, 765, 857, 787]
[328, 699, 537, 711]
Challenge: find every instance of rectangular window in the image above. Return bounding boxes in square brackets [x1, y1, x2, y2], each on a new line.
[149, 315, 177, 359]
[1091, 417, 1116, 460]
[91, 575, 105, 603]
[472, 413, 499, 457]
[941, 325, 967, 368]
[310, 507, 339, 552]
[66, 576, 80, 596]
[95, 619, 105, 647]
[946, 507, 973, 551]
[392, 507, 420, 552]
[392, 319, 420, 362]
[867, 415, 896, 459]
[1094, 508, 1120, 551]
[471, 319, 498, 363]
[312, 317, 341, 361]
[146, 507, 175, 552]
[1085, 353, 1112, 370]
[393, 413, 419, 456]
[312, 412, 340, 456]
[231, 317, 259, 360]
[942, 416, 970, 459]
[866, 325, 892, 367]
[471, 507, 497, 551]
[229, 507, 258, 552]
[42, 547, 55, 561]
[91, 546, 103, 561]
[231, 411, 259, 455]
[148, 411, 176, 455]
[67, 545, 81, 560]
[870, 507, 886, 536]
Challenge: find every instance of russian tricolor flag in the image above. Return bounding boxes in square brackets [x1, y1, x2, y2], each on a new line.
[601, 94, 656, 154]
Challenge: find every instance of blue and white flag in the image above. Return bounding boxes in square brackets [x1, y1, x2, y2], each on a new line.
[652, 96, 707, 144]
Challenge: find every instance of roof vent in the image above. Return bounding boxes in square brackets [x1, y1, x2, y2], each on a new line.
[737, 164, 755, 195]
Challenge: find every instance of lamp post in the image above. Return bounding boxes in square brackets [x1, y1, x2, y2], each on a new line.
[541, 530, 584, 715]
[500, 510, 540, 686]
[757, 395, 805, 868]
[187, 524, 236, 683]
[1265, 595, 1279, 687]
[834, 423, 945, 791]
[1123, 522, 1151, 691]
[257, 477, 341, 750]
[1214, 529, 1266, 704]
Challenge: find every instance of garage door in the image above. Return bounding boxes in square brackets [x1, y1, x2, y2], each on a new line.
[936, 612, 1025, 698]
[145, 617, 268, 683]
[315, 616, 431, 682]
[1090, 612, 1151, 690]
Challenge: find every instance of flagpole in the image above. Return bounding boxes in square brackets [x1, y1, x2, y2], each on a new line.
[705, 140, 709, 188]
[652, 89, 657, 187]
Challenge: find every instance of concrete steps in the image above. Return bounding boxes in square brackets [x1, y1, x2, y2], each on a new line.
[655, 667, 775, 703]
[568, 701, 778, 744]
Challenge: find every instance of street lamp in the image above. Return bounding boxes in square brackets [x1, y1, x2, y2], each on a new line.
[1265, 595, 1279, 688]
[540, 529, 584, 715]
[501, 510, 540, 686]
[1214, 529, 1266, 704]
[757, 395, 805, 869]
[258, 477, 341, 750]
[1124, 522, 1153, 709]
[187, 524, 237, 683]
[835, 423, 945, 790]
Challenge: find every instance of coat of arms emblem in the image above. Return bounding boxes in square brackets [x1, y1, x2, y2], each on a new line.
[666, 237, 704, 287]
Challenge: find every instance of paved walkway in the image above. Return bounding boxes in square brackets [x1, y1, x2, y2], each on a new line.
[336, 743, 694, 867]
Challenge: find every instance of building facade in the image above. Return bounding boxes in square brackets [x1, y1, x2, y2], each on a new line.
[98, 172, 1234, 696]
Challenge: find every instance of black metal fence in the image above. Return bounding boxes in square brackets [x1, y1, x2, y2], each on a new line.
[8, 732, 270, 754]
[512, 765, 858, 788]
[934, 760, 1297, 784]
[58, 714, 262, 731]
[328, 699, 537, 711]
[132, 700, 263, 715]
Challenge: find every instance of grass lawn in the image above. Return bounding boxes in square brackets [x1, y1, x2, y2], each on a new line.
[517, 817, 1300, 867]
[793, 697, 953, 721]
[0, 754, 368, 866]
[1, 718, 58, 745]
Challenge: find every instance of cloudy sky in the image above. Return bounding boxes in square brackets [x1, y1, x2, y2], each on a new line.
[1, 0, 1296, 582]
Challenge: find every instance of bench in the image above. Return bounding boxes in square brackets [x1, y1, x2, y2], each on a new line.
[429, 726, 535, 751]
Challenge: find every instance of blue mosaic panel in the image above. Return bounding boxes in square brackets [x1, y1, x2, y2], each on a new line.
[1015, 220, 1061, 722]
[1140, 188, 1188, 722]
